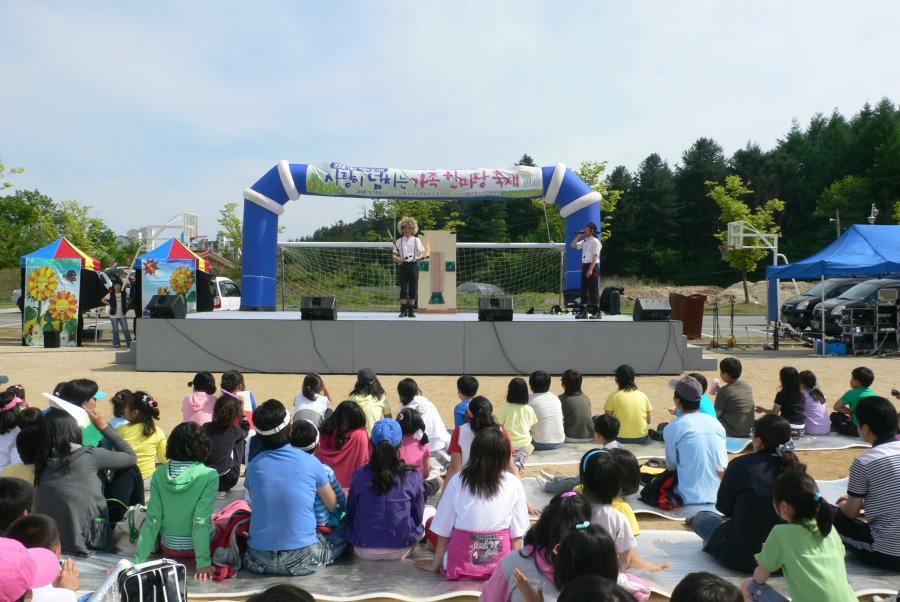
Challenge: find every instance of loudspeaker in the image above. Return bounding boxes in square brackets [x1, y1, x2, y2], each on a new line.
[600, 286, 624, 315]
[147, 295, 187, 319]
[301, 296, 337, 320]
[478, 297, 513, 322]
[43, 331, 61, 348]
[633, 298, 671, 321]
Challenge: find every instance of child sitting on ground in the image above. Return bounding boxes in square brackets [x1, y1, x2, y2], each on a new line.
[396, 407, 442, 497]
[293, 373, 332, 427]
[0, 476, 34, 534]
[202, 395, 246, 495]
[497, 378, 539, 470]
[109, 390, 131, 429]
[830, 366, 876, 437]
[316, 400, 371, 492]
[581, 449, 670, 572]
[117, 391, 167, 484]
[134, 422, 219, 582]
[397, 378, 451, 466]
[290, 419, 346, 532]
[536, 414, 620, 493]
[348, 368, 392, 433]
[742, 470, 856, 602]
[799, 370, 830, 436]
[0, 384, 27, 471]
[6, 513, 80, 599]
[182, 372, 218, 425]
[756, 366, 806, 437]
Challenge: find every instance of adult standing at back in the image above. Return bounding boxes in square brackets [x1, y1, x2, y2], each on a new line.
[570, 222, 601, 318]
[528, 371, 565, 451]
[664, 376, 727, 505]
[559, 370, 594, 443]
[604, 365, 653, 444]
[714, 357, 755, 438]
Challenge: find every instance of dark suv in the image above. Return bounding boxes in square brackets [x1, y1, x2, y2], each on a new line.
[810, 279, 900, 335]
[780, 278, 868, 329]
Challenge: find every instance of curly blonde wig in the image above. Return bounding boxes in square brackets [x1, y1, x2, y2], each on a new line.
[398, 217, 419, 235]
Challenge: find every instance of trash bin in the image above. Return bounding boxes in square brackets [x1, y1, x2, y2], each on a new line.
[669, 293, 707, 339]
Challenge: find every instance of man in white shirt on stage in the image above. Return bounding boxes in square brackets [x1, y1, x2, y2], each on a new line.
[392, 216, 426, 318]
[571, 222, 601, 319]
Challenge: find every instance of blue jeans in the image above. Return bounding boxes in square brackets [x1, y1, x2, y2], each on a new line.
[543, 475, 581, 494]
[532, 441, 564, 451]
[110, 317, 132, 347]
[243, 529, 347, 576]
[689, 510, 725, 543]
[746, 581, 789, 602]
[617, 435, 649, 445]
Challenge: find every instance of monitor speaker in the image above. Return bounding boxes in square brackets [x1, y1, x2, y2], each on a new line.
[478, 297, 513, 322]
[146, 294, 187, 319]
[301, 296, 337, 320]
[633, 297, 671, 321]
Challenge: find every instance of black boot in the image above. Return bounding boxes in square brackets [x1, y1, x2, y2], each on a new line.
[399, 303, 408, 318]
[407, 303, 416, 318]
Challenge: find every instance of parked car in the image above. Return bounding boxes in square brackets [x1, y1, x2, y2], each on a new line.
[810, 278, 900, 335]
[456, 282, 504, 296]
[780, 277, 868, 329]
[210, 276, 241, 310]
[12, 289, 22, 312]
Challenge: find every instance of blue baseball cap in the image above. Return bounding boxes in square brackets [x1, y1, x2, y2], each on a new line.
[371, 418, 402, 447]
[94, 390, 107, 399]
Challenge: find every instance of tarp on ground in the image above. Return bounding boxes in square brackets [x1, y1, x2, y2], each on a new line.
[766, 224, 900, 280]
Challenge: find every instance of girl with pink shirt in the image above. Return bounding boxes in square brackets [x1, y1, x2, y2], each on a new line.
[397, 407, 442, 497]
[182, 372, 217, 425]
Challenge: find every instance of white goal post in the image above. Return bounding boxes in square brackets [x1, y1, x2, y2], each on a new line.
[277, 241, 565, 311]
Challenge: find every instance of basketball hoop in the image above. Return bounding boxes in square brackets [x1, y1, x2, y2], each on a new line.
[726, 221, 744, 251]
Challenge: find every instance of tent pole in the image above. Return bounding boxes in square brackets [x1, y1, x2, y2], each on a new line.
[820, 275, 826, 356]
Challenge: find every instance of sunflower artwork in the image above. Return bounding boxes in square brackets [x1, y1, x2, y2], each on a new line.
[141, 259, 198, 315]
[23, 258, 81, 346]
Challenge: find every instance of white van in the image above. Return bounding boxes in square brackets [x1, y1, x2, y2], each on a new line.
[210, 277, 241, 311]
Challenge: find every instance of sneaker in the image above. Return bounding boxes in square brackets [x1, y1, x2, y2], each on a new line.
[648, 428, 664, 442]
[539, 470, 555, 481]
[217, 491, 226, 499]
[534, 474, 549, 489]
[575, 313, 587, 320]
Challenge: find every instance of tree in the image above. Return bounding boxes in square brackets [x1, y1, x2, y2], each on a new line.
[675, 138, 728, 273]
[576, 161, 620, 243]
[632, 154, 682, 277]
[0, 189, 57, 268]
[0, 160, 24, 191]
[217, 202, 243, 263]
[709, 176, 784, 303]
[51, 200, 119, 264]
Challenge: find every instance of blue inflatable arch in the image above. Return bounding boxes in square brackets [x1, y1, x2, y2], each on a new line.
[240, 161, 601, 310]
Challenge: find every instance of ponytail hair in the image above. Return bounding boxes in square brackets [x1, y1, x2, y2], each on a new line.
[466, 396, 496, 433]
[301, 373, 324, 401]
[522, 492, 591, 564]
[128, 391, 160, 437]
[753, 414, 806, 473]
[396, 378, 420, 405]
[369, 439, 413, 495]
[396, 407, 428, 445]
[799, 370, 826, 404]
[221, 370, 245, 395]
[772, 470, 832, 536]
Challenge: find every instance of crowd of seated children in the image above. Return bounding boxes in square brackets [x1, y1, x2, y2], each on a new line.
[689, 414, 805, 572]
[604, 365, 653, 444]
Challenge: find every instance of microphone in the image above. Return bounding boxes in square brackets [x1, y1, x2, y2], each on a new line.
[571, 231, 584, 235]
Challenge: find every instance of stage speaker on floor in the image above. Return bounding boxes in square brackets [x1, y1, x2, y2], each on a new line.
[43, 331, 61, 348]
[478, 297, 513, 322]
[301, 296, 337, 320]
[147, 294, 187, 319]
[633, 298, 671, 321]
[600, 286, 624, 315]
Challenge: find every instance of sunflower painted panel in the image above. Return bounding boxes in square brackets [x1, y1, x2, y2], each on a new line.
[140, 259, 198, 315]
[23, 258, 81, 347]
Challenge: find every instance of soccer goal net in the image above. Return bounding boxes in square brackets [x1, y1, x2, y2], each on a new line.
[277, 242, 564, 311]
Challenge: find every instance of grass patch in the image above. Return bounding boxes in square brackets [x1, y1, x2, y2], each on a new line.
[0, 268, 21, 309]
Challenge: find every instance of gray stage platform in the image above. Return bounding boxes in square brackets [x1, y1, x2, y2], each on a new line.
[132, 311, 715, 375]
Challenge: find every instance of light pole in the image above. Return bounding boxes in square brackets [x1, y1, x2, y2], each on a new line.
[867, 204, 879, 224]
[829, 209, 841, 238]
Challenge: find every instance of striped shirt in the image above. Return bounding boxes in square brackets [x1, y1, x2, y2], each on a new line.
[160, 461, 196, 550]
[847, 439, 900, 556]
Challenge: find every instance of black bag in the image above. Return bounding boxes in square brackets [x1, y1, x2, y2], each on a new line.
[638, 469, 683, 510]
[118, 559, 187, 602]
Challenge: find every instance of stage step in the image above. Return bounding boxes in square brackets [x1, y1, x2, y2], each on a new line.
[115, 344, 135, 365]
[683, 342, 717, 371]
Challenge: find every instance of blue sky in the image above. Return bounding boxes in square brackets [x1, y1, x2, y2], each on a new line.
[3, 1, 899, 240]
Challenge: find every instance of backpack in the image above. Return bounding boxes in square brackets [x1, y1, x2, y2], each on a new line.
[112, 504, 151, 556]
[210, 500, 252, 580]
[118, 559, 186, 602]
[638, 469, 683, 510]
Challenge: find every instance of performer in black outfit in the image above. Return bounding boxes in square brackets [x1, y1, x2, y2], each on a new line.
[392, 217, 426, 317]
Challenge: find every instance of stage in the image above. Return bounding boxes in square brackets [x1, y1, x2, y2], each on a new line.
[128, 310, 715, 375]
